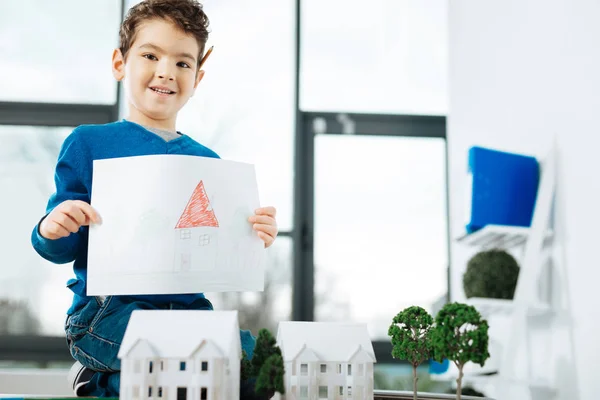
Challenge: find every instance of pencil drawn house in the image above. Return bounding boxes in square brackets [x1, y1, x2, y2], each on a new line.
[118, 310, 241, 400]
[274, 321, 376, 400]
[174, 180, 219, 272]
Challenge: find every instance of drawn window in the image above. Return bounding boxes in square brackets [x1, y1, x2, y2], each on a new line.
[337, 363, 342, 374]
[320, 363, 327, 373]
[198, 234, 210, 246]
[338, 386, 344, 396]
[358, 364, 364, 375]
[347, 386, 353, 398]
[300, 363, 308, 376]
[149, 361, 153, 374]
[134, 360, 141, 373]
[161, 360, 165, 371]
[201, 361, 209, 371]
[201, 387, 207, 400]
[180, 361, 186, 371]
[318, 386, 328, 398]
[291, 362, 296, 376]
[133, 386, 140, 399]
[300, 386, 308, 398]
[180, 229, 191, 239]
[347, 364, 352, 375]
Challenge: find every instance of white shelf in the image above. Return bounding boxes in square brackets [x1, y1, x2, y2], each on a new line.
[465, 297, 553, 318]
[456, 224, 553, 250]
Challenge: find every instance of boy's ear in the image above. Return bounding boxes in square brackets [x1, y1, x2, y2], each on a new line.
[112, 48, 126, 81]
[194, 69, 205, 89]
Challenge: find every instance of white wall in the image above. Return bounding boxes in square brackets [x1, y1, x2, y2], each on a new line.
[448, 1, 600, 399]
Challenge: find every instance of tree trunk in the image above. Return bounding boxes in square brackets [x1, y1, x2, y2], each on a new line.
[412, 365, 418, 400]
[456, 364, 464, 400]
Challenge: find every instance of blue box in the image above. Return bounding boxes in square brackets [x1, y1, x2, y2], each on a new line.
[466, 146, 539, 233]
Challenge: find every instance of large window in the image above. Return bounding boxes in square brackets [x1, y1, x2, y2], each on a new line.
[301, 0, 448, 114]
[0, 0, 121, 104]
[314, 135, 448, 339]
[0, 126, 73, 335]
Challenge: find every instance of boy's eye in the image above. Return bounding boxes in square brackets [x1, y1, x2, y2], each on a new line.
[143, 54, 158, 61]
[177, 62, 191, 69]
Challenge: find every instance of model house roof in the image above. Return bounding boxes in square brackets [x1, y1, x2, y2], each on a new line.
[276, 322, 376, 363]
[118, 310, 239, 359]
[175, 180, 219, 229]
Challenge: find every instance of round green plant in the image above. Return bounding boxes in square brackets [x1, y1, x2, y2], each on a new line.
[463, 249, 520, 299]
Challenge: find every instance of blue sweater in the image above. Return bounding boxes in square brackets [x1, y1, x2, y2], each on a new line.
[31, 120, 220, 315]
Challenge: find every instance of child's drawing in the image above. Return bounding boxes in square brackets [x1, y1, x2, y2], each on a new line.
[87, 155, 265, 295]
[173, 181, 219, 272]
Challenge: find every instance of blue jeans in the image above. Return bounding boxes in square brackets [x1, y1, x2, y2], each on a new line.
[65, 296, 257, 397]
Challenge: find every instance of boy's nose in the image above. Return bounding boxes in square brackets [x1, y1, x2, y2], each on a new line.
[156, 62, 175, 80]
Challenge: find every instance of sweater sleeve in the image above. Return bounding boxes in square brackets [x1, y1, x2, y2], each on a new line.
[31, 129, 91, 264]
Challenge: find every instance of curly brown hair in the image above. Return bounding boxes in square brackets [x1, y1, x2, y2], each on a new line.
[119, 0, 210, 67]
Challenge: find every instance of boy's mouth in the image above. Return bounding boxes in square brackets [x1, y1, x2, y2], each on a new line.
[149, 86, 176, 95]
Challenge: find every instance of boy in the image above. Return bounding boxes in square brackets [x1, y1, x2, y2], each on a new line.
[31, 0, 278, 396]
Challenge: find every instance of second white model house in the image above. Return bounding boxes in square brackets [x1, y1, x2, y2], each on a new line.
[275, 321, 376, 400]
[118, 310, 241, 400]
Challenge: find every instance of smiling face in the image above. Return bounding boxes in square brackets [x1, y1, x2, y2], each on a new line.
[112, 18, 205, 131]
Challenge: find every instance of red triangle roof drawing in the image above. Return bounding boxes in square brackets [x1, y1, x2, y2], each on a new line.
[175, 180, 219, 229]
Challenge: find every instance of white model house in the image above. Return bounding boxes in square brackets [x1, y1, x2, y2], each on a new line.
[118, 310, 241, 400]
[274, 321, 376, 400]
[174, 180, 219, 272]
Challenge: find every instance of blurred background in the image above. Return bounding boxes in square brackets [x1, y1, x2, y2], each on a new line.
[1, 0, 599, 399]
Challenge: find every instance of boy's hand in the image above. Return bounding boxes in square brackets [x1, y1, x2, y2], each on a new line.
[39, 200, 101, 240]
[248, 206, 278, 248]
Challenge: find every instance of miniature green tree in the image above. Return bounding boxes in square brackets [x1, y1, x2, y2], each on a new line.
[388, 306, 434, 400]
[251, 328, 282, 377]
[431, 302, 490, 400]
[255, 353, 285, 398]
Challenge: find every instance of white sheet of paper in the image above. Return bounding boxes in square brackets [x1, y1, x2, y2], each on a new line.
[87, 154, 265, 295]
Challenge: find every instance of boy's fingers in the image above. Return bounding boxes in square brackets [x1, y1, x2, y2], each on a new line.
[253, 223, 278, 238]
[73, 200, 101, 224]
[255, 206, 276, 217]
[44, 221, 70, 239]
[63, 202, 87, 226]
[248, 215, 276, 225]
[56, 213, 80, 233]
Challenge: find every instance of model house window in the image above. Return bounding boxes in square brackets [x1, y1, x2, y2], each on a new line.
[291, 362, 296, 375]
[347, 364, 352, 375]
[337, 363, 342, 374]
[158, 387, 163, 398]
[161, 360, 165, 371]
[180, 229, 191, 239]
[198, 234, 210, 246]
[148, 386, 153, 397]
[177, 388, 187, 400]
[201, 361, 209, 371]
[300, 363, 308, 376]
[201, 387, 208, 400]
[347, 386, 353, 397]
[318, 386, 328, 398]
[149, 361, 153, 373]
[300, 386, 308, 398]
[320, 363, 327, 373]
[180, 361, 186, 371]
[338, 386, 344, 396]
[358, 364, 364, 375]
